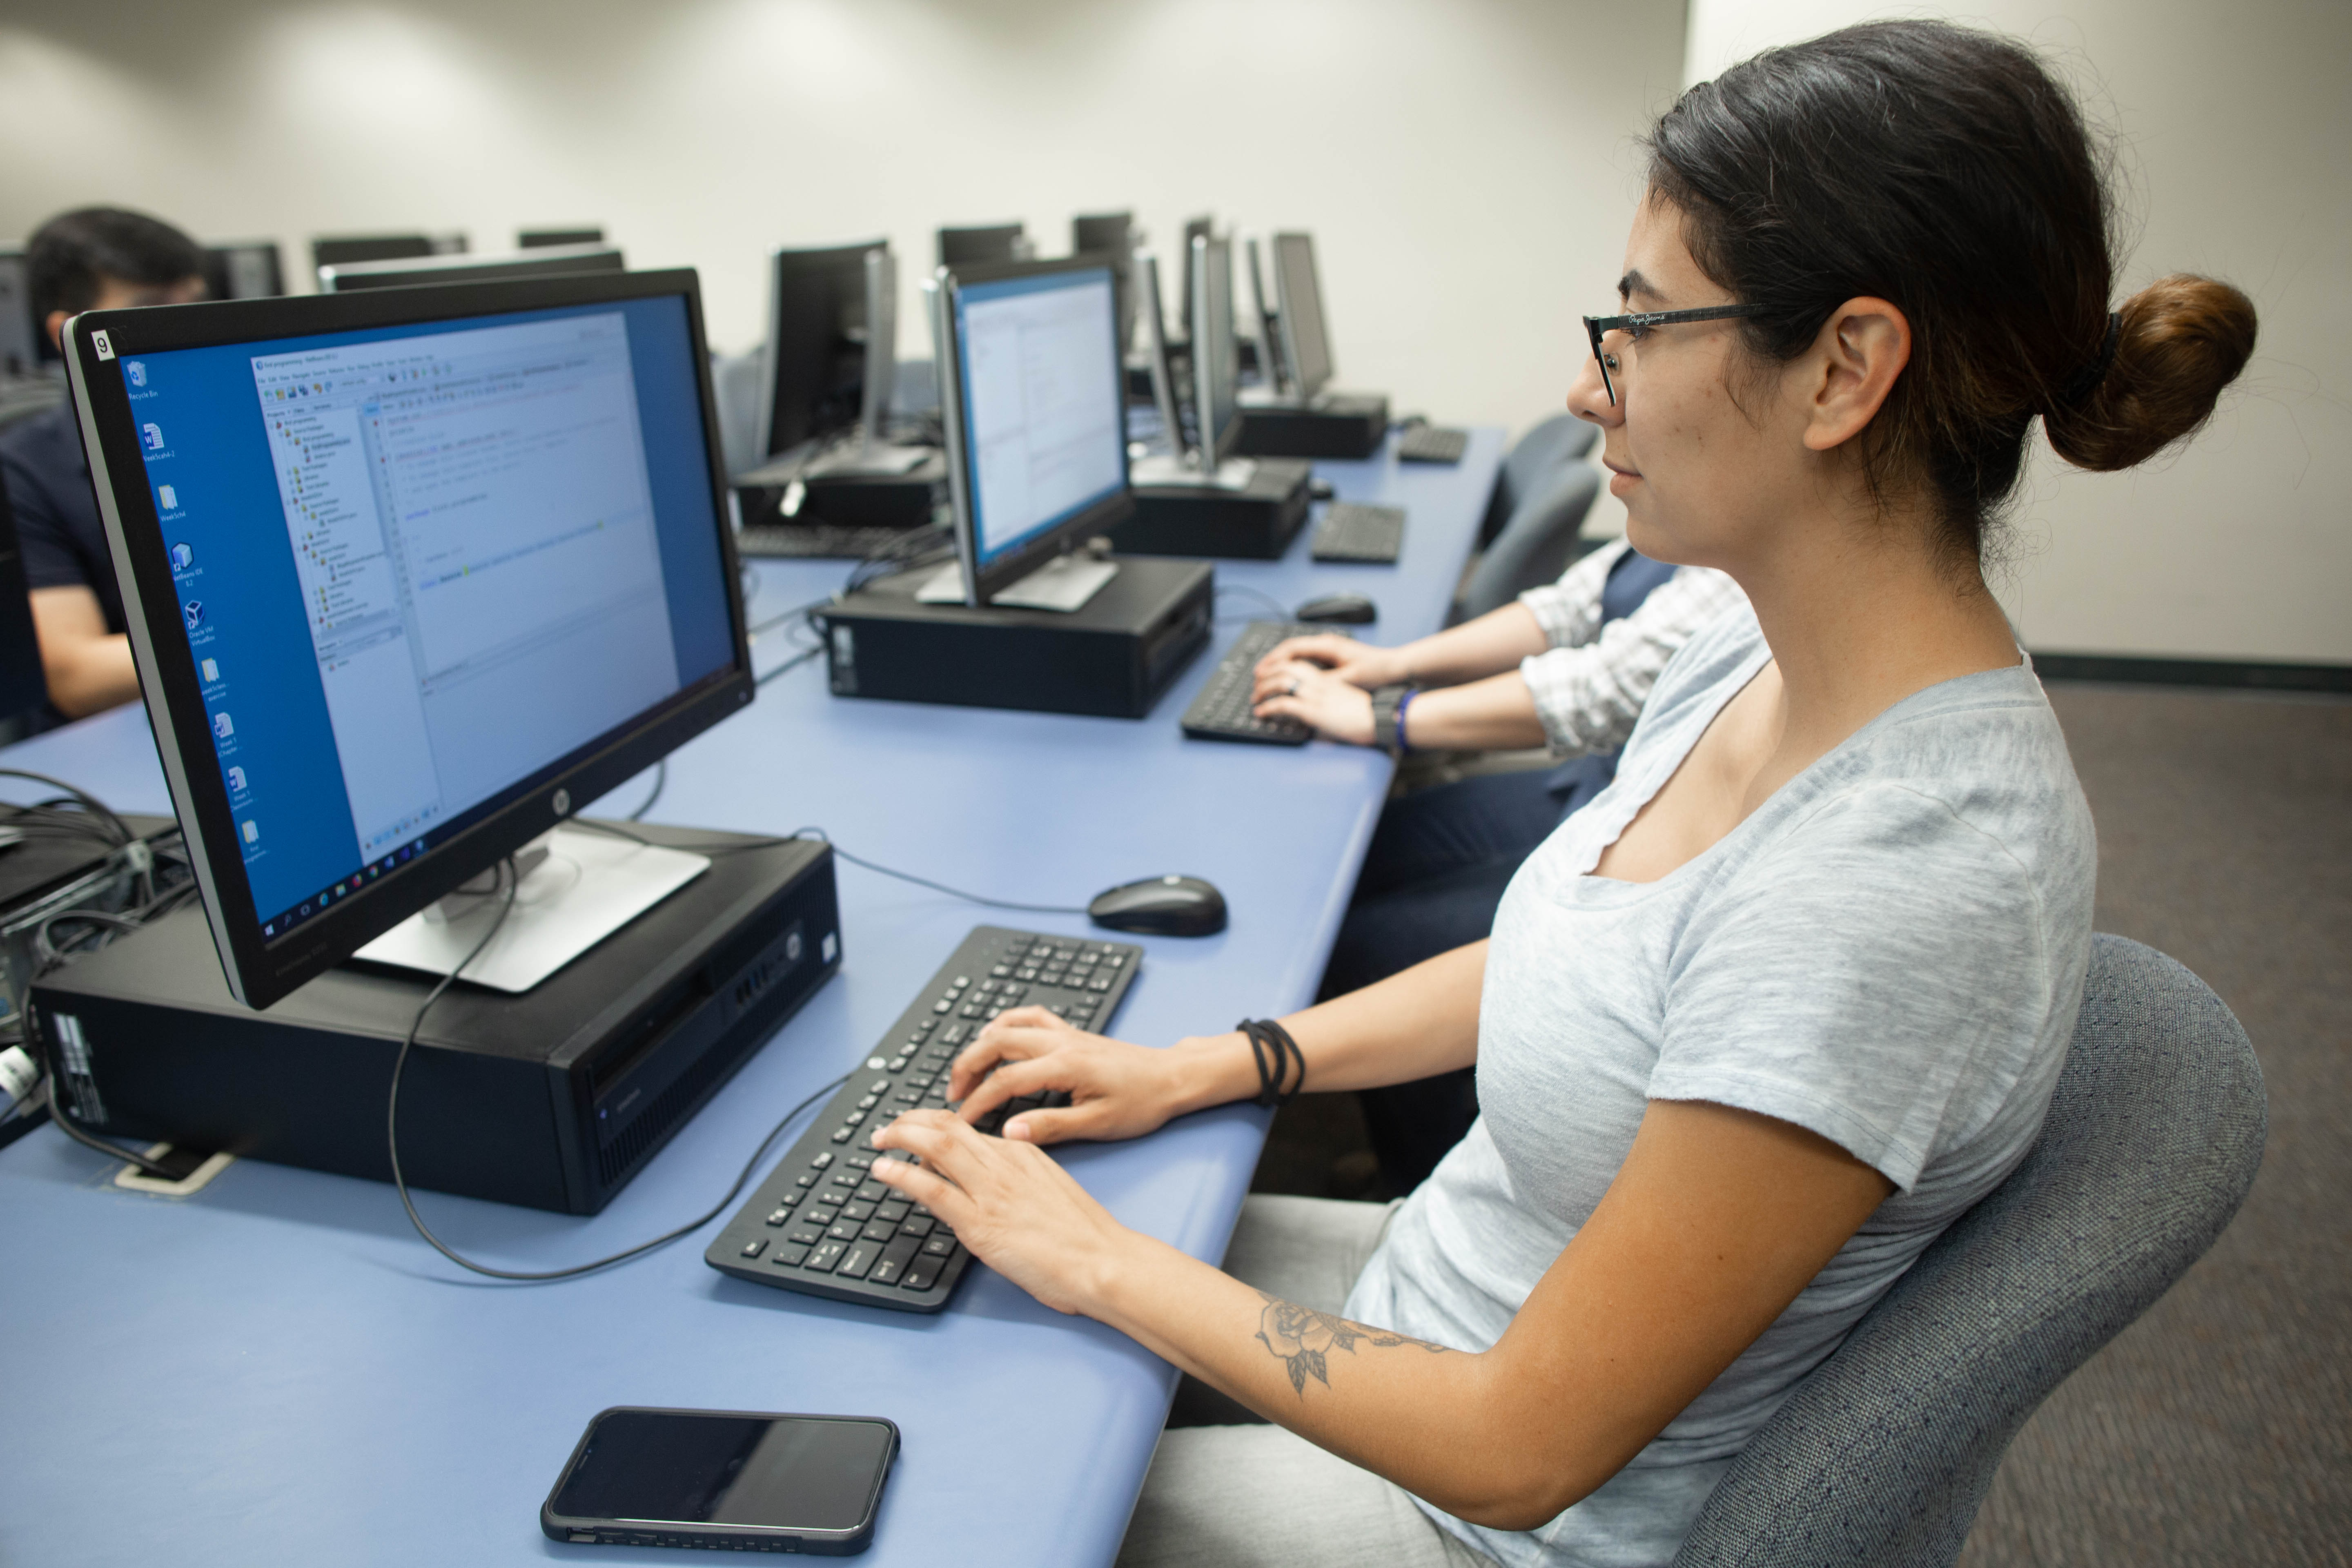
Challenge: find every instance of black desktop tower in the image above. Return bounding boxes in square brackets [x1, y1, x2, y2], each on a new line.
[29, 828, 840, 1215]
[1113, 459, 1313, 560]
[733, 454, 947, 531]
[820, 557, 1213, 718]
[1236, 393, 1390, 461]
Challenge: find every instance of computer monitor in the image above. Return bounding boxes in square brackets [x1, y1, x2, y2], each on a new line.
[318, 245, 625, 294]
[203, 242, 285, 302]
[1189, 234, 1243, 468]
[1176, 215, 1213, 339]
[753, 240, 901, 468]
[0, 251, 38, 378]
[60, 269, 751, 1009]
[1071, 212, 1137, 354]
[923, 256, 1131, 611]
[1243, 237, 1286, 394]
[310, 233, 466, 280]
[520, 228, 604, 249]
[1135, 253, 1187, 461]
[1271, 232, 1334, 399]
[0, 466, 46, 725]
[937, 225, 1026, 269]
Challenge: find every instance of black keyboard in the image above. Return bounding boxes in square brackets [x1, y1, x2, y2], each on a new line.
[705, 925, 1143, 1312]
[1396, 425, 1469, 464]
[736, 523, 918, 560]
[1180, 621, 1352, 745]
[1310, 502, 1405, 564]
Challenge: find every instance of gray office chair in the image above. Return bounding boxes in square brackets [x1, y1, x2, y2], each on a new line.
[1480, 412, 1597, 545]
[1456, 463, 1601, 621]
[1671, 934, 2267, 1568]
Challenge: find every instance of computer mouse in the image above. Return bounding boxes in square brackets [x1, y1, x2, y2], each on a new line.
[1308, 477, 1336, 501]
[1294, 593, 1377, 625]
[1088, 875, 1228, 938]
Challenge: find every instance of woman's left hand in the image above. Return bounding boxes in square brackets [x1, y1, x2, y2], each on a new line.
[1249, 659, 1377, 744]
[869, 1110, 1134, 1316]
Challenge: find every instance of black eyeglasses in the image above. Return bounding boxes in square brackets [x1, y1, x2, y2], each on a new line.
[1582, 303, 1771, 405]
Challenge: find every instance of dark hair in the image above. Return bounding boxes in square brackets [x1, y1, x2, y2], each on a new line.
[27, 207, 206, 324]
[1646, 21, 2257, 561]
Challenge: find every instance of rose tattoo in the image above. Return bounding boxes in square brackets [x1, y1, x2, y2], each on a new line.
[1254, 1291, 1448, 1395]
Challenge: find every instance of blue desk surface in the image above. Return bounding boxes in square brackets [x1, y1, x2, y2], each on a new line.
[0, 430, 1502, 1567]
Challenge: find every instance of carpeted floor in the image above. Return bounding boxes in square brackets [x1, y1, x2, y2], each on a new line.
[1252, 680, 2351, 1565]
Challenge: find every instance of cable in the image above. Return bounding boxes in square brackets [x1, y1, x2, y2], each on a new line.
[0, 769, 133, 846]
[757, 645, 824, 686]
[790, 827, 1089, 915]
[385, 860, 853, 1281]
[1215, 584, 1294, 623]
[626, 760, 666, 822]
[36, 1009, 179, 1177]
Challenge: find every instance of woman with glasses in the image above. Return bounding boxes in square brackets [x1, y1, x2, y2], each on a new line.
[874, 20, 2256, 1567]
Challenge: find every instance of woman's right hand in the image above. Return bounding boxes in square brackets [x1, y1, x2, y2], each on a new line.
[950, 1009, 1235, 1146]
[1253, 633, 1410, 691]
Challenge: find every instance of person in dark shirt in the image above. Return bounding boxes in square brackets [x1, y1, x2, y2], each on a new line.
[0, 207, 206, 719]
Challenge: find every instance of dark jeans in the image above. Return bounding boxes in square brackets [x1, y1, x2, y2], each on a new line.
[1321, 766, 1584, 1195]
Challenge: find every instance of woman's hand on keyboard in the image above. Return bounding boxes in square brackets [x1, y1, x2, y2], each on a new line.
[1255, 633, 1406, 690]
[948, 1008, 1192, 1145]
[1250, 660, 1376, 744]
[869, 1110, 1134, 1316]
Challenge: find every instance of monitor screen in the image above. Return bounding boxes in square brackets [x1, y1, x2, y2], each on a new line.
[1274, 233, 1332, 396]
[1190, 236, 1239, 464]
[67, 276, 743, 1006]
[950, 267, 1126, 571]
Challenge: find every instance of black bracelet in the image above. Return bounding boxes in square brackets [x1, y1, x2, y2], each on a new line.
[1238, 1018, 1306, 1108]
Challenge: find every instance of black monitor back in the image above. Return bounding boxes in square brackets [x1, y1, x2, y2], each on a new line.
[0, 464, 49, 725]
[762, 243, 877, 458]
[520, 227, 604, 249]
[0, 250, 37, 378]
[938, 224, 1024, 269]
[203, 243, 285, 301]
[310, 233, 466, 275]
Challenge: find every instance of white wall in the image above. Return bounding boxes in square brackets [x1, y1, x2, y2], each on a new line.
[0, 0, 1684, 468]
[1686, 0, 2352, 665]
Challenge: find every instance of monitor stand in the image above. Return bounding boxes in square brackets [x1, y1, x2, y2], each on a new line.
[1129, 453, 1259, 492]
[352, 824, 709, 993]
[911, 552, 1119, 614]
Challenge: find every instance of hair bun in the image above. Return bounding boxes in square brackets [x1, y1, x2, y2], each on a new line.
[2047, 274, 2258, 472]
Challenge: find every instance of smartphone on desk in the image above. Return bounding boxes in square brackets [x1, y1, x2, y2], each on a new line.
[542, 1407, 898, 1554]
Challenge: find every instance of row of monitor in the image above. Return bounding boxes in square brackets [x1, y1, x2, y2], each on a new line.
[51, 215, 1343, 1007]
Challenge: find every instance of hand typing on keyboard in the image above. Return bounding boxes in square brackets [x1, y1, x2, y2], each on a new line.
[1248, 659, 1376, 745]
[1252, 632, 1409, 694]
[940, 1007, 1194, 1146]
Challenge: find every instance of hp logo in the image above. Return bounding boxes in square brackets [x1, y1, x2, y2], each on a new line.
[552, 788, 570, 817]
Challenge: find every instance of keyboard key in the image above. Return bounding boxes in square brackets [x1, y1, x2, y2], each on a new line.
[804, 1239, 847, 1274]
[855, 1180, 888, 1202]
[836, 1239, 880, 1280]
[786, 1226, 823, 1247]
[740, 1239, 767, 1259]
[861, 1222, 895, 1243]
[877, 1200, 910, 1224]
[871, 1235, 922, 1286]
[773, 1243, 812, 1267]
[902, 1256, 942, 1292]
[846, 1154, 875, 1170]
[826, 1220, 860, 1243]
[920, 1233, 957, 1258]
[764, 1208, 791, 1227]
[899, 1215, 934, 1238]
[843, 1200, 875, 1222]
[810, 1153, 834, 1169]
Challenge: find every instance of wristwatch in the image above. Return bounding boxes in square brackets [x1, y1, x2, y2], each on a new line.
[1370, 684, 1418, 758]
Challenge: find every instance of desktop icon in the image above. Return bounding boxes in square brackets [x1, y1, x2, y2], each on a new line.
[201, 657, 219, 682]
[227, 766, 247, 792]
[183, 600, 204, 630]
[125, 360, 146, 387]
[241, 820, 258, 845]
[264, 923, 274, 936]
[299, 903, 311, 916]
[141, 422, 165, 452]
[212, 711, 234, 739]
[169, 540, 192, 568]
[160, 486, 180, 513]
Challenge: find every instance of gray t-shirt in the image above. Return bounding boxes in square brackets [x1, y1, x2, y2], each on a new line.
[1345, 604, 2096, 1568]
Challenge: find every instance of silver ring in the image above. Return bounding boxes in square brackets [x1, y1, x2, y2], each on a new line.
[1287, 679, 1300, 697]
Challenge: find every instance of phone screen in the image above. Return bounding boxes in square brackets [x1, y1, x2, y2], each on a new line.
[551, 1410, 894, 1530]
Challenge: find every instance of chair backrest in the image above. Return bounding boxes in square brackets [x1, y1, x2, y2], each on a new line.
[1671, 934, 2267, 1568]
[1458, 463, 1601, 621]
[1481, 413, 1597, 546]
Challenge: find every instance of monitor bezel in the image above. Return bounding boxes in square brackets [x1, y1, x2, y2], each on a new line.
[755, 240, 886, 464]
[317, 244, 624, 294]
[61, 268, 755, 1011]
[1243, 236, 1288, 398]
[1272, 232, 1334, 399]
[929, 254, 1134, 607]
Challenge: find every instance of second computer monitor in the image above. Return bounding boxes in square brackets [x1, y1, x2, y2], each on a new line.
[929, 257, 1131, 606]
[204, 242, 285, 302]
[316, 245, 624, 294]
[1189, 235, 1242, 467]
[1176, 214, 1214, 339]
[310, 233, 465, 279]
[938, 225, 1025, 269]
[1272, 232, 1333, 399]
[757, 241, 889, 462]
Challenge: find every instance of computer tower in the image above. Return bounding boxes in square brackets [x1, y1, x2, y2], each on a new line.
[1113, 459, 1313, 559]
[820, 557, 1212, 719]
[1236, 393, 1390, 461]
[29, 828, 840, 1215]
